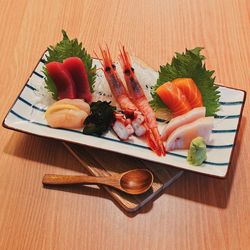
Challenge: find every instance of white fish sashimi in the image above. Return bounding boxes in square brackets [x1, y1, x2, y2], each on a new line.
[165, 116, 214, 151]
[161, 107, 206, 141]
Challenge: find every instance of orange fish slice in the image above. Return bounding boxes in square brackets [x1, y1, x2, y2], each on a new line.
[156, 81, 192, 117]
[172, 78, 203, 108]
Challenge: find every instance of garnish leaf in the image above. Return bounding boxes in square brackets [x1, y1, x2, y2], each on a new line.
[150, 48, 220, 116]
[43, 30, 96, 99]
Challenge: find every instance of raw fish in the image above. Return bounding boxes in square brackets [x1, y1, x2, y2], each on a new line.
[172, 78, 203, 108]
[165, 117, 214, 151]
[63, 57, 92, 103]
[156, 81, 192, 117]
[45, 99, 90, 129]
[161, 107, 206, 141]
[46, 62, 76, 99]
[50, 98, 90, 114]
[46, 109, 88, 129]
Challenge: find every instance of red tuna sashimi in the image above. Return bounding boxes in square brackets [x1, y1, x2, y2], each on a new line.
[63, 57, 92, 103]
[46, 62, 76, 99]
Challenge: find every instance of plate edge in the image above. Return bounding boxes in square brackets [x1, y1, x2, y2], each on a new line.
[2, 51, 247, 179]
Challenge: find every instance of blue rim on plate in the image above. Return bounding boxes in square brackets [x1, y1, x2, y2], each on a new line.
[2, 52, 247, 178]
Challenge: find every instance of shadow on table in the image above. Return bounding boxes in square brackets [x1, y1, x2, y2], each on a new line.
[3, 132, 153, 217]
[164, 116, 246, 209]
[3, 132, 88, 173]
[42, 184, 154, 217]
[3, 116, 245, 214]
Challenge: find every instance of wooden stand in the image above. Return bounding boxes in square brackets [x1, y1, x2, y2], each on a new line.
[63, 142, 183, 213]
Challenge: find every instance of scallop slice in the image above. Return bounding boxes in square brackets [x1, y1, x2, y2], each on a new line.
[45, 104, 80, 118]
[45, 99, 90, 129]
[49, 98, 90, 114]
[46, 109, 88, 129]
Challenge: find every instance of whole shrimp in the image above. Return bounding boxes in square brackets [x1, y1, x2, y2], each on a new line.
[119, 46, 166, 156]
[99, 47, 136, 115]
[98, 46, 165, 156]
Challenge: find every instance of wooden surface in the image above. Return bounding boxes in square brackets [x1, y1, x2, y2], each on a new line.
[0, 0, 249, 249]
[64, 143, 183, 213]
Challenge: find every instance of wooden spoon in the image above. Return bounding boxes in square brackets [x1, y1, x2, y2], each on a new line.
[42, 169, 154, 195]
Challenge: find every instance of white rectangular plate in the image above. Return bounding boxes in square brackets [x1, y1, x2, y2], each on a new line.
[3, 53, 246, 177]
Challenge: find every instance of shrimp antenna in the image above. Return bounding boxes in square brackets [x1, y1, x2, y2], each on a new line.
[96, 44, 105, 63]
[123, 46, 131, 65]
[118, 42, 124, 56]
[93, 49, 100, 60]
[99, 44, 110, 67]
[104, 42, 113, 64]
[119, 47, 125, 69]
[93, 50, 104, 72]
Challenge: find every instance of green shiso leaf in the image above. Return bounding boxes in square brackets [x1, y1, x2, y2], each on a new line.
[43, 30, 96, 99]
[150, 47, 220, 116]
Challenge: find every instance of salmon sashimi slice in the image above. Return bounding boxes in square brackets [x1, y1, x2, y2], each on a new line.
[156, 81, 192, 117]
[161, 107, 206, 141]
[46, 109, 89, 129]
[172, 78, 203, 108]
[165, 116, 214, 151]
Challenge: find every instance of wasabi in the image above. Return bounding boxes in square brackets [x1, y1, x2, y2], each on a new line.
[187, 137, 207, 166]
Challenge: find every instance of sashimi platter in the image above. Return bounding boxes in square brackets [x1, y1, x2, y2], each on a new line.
[3, 31, 246, 177]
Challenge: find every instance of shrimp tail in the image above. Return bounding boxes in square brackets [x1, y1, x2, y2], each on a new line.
[98, 45, 165, 156]
[152, 127, 166, 156]
[145, 125, 164, 156]
[119, 46, 166, 156]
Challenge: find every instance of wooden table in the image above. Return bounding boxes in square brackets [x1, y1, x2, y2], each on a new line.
[0, 0, 249, 249]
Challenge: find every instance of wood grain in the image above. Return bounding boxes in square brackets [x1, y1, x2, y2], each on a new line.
[63, 143, 182, 212]
[0, 0, 249, 249]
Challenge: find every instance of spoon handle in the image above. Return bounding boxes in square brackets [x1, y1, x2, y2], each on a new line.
[42, 174, 118, 187]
